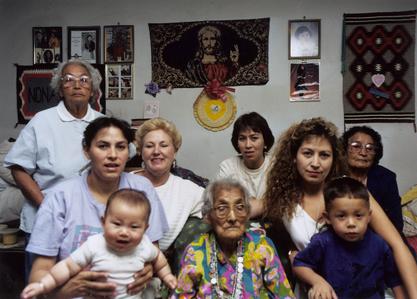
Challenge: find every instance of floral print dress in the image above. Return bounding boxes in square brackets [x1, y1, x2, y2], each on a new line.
[172, 229, 295, 298]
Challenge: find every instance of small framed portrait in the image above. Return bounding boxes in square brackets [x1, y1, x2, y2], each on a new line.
[33, 27, 63, 64]
[67, 26, 100, 63]
[288, 19, 321, 60]
[106, 64, 134, 99]
[104, 25, 134, 63]
[290, 62, 320, 101]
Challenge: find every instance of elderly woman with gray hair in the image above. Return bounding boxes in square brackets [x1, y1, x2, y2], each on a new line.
[4, 59, 103, 279]
[173, 178, 295, 298]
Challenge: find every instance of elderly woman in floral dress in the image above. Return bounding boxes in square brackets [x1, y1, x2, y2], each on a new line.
[173, 178, 295, 298]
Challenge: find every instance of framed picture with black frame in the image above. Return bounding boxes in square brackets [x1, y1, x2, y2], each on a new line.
[67, 26, 100, 63]
[104, 25, 134, 63]
[288, 19, 321, 60]
[33, 27, 63, 64]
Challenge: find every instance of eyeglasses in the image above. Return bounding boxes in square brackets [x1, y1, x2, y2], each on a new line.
[212, 203, 248, 219]
[61, 74, 92, 88]
[349, 141, 376, 153]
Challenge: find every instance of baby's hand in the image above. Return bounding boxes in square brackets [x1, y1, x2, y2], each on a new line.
[21, 282, 44, 299]
[163, 274, 177, 290]
[308, 280, 338, 299]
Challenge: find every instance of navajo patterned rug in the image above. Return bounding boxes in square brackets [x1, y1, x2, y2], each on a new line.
[149, 18, 269, 88]
[342, 10, 416, 123]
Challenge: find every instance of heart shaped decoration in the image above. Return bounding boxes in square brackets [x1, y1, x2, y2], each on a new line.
[371, 74, 385, 88]
[204, 99, 226, 121]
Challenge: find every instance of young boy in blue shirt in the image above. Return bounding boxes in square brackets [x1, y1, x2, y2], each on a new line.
[293, 176, 405, 299]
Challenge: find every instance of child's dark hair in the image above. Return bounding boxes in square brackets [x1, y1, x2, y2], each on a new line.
[104, 188, 151, 222]
[324, 177, 369, 212]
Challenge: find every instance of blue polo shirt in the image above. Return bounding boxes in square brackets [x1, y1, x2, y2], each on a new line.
[4, 101, 103, 233]
[294, 228, 401, 299]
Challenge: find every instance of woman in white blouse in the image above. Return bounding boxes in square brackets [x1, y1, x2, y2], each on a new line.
[217, 112, 274, 218]
[133, 118, 204, 252]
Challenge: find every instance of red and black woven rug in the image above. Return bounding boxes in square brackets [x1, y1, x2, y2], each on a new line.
[342, 10, 416, 123]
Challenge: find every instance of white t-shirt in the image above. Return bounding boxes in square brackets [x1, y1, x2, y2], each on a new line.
[71, 233, 158, 299]
[217, 154, 272, 199]
[154, 174, 204, 251]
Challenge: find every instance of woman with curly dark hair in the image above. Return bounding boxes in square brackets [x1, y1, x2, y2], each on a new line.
[263, 117, 417, 298]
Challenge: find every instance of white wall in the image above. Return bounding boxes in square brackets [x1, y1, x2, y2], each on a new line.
[0, 0, 416, 193]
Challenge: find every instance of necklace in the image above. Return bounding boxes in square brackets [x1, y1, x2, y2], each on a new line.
[209, 234, 244, 298]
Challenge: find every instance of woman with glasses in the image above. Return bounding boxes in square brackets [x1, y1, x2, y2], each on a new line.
[4, 59, 103, 279]
[173, 178, 295, 298]
[342, 126, 404, 233]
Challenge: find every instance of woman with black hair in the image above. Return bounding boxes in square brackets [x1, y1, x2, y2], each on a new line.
[27, 117, 168, 298]
[217, 112, 274, 218]
[342, 125, 403, 233]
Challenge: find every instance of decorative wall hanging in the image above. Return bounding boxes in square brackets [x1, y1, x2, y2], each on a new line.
[290, 62, 320, 101]
[288, 19, 321, 60]
[32, 27, 62, 64]
[104, 25, 134, 63]
[68, 26, 100, 63]
[144, 81, 160, 97]
[342, 10, 416, 123]
[149, 18, 270, 88]
[15, 64, 105, 124]
[105, 64, 133, 99]
[193, 89, 237, 132]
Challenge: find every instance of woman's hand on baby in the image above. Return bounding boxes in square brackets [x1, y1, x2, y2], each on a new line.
[308, 280, 338, 299]
[127, 262, 153, 295]
[56, 270, 116, 298]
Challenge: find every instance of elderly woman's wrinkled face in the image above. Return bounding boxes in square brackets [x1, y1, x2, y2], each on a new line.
[141, 129, 176, 178]
[347, 132, 376, 170]
[60, 64, 93, 110]
[209, 187, 249, 244]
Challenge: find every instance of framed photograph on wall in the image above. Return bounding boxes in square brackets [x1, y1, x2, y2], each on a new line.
[106, 64, 133, 99]
[67, 26, 100, 63]
[33, 27, 62, 64]
[289, 62, 320, 101]
[288, 19, 321, 59]
[104, 25, 134, 63]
